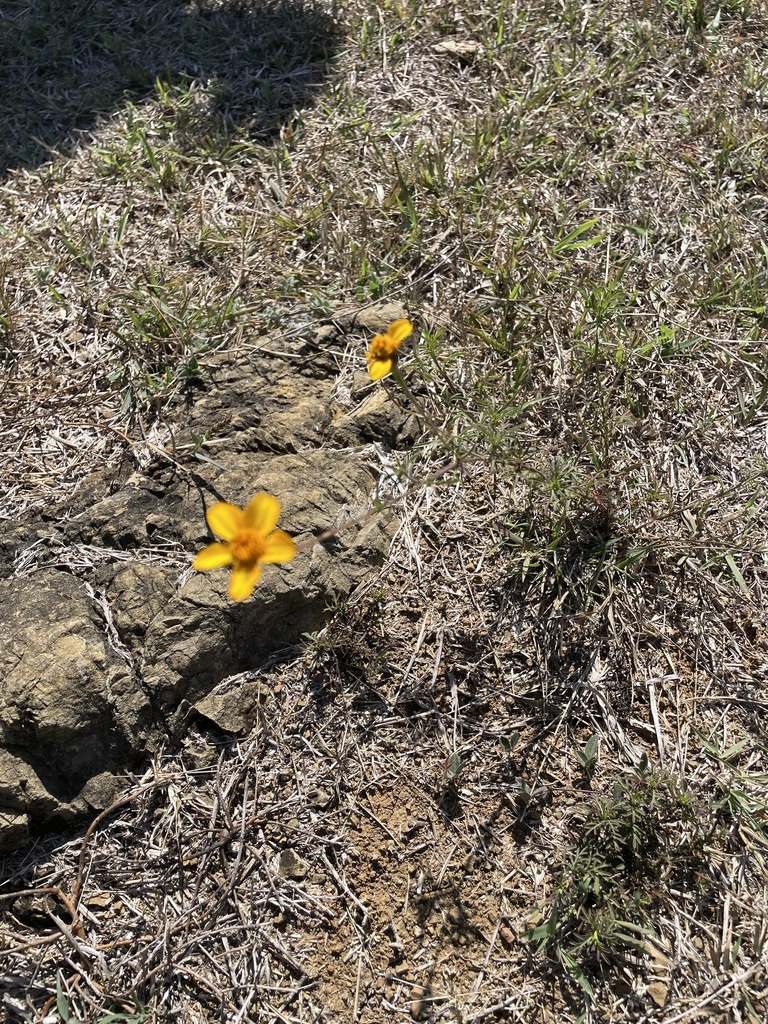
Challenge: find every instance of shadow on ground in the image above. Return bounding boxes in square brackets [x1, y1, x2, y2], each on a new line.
[0, 0, 341, 175]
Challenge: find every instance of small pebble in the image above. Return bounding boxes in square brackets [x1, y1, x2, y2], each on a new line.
[447, 905, 463, 927]
[409, 986, 425, 1020]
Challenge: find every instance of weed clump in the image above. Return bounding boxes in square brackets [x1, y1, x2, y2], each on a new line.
[526, 755, 768, 1006]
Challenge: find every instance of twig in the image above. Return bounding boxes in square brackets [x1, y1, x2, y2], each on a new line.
[73, 775, 176, 907]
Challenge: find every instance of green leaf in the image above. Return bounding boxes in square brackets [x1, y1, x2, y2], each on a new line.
[499, 731, 520, 753]
[525, 920, 554, 944]
[445, 751, 462, 781]
[56, 973, 71, 1022]
[98, 1015, 146, 1023]
[583, 733, 599, 761]
[553, 218, 604, 256]
[724, 552, 750, 598]
[523, 907, 558, 945]
[560, 950, 595, 999]
[577, 733, 600, 768]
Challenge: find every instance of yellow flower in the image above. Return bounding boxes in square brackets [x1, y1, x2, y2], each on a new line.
[193, 493, 296, 601]
[365, 319, 413, 380]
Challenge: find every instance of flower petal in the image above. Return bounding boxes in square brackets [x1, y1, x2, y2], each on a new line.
[260, 529, 296, 563]
[229, 561, 262, 601]
[243, 493, 281, 534]
[387, 319, 413, 345]
[368, 357, 393, 380]
[193, 542, 234, 570]
[206, 502, 245, 540]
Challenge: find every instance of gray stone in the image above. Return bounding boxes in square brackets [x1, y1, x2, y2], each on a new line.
[0, 574, 151, 820]
[0, 809, 29, 852]
[80, 772, 128, 812]
[339, 302, 409, 333]
[277, 849, 309, 880]
[192, 678, 266, 735]
[329, 386, 420, 448]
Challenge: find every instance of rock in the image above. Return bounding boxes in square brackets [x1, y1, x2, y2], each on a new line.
[329, 386, 419, 448]
[80, 772, 127, 812]
[277, 849, 309, 880]
[169, 353, 333, 455]
[10, 893, 57, 926]
[140, 449, 396, 727]
[98, 563, 177, 649]
[647, 980, 669, 1008]
[0, 573, 152, 824]
[0, 310, 407, 850]
[334, 302, 409, 334]
[446, 905, 464, 927]
[0, 573, 137, 748]
[409, 986, 426, 1021]
[307, 788, 334, 809]
[191, 677, 266, 735]
[432, 39, 482, 64]
[0, 810, 29, 852]
[181, 735, 219, 772]
[0, 749, 66, 821]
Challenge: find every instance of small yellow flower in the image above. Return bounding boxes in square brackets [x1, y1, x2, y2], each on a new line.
[193, 493, 296, 601]
[365, 319, 413, 380]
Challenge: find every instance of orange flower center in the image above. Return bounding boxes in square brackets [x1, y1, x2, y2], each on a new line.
[368, 333, 398, 359]
[230, 529, 267, 564]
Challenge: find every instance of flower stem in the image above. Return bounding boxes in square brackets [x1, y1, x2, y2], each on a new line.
[390, 363, 442, 436]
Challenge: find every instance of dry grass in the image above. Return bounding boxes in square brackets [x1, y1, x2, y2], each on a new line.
[3, 0, 768, 1021]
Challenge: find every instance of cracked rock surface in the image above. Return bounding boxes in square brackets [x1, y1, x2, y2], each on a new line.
[0, 306, 412, 850]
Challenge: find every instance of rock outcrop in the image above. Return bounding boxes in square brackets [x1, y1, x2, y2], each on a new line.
[0, 305, 414, 850]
